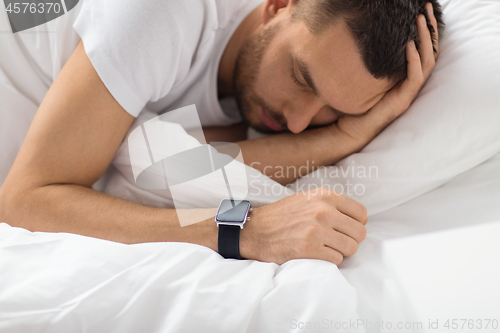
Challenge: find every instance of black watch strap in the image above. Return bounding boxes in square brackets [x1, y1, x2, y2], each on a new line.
[218, 224, 242, 259]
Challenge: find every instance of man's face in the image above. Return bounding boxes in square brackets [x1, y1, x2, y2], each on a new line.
[233, 8, 396, 134]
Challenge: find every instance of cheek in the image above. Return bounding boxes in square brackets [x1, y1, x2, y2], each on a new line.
[254, 50, 292, 102]
[255, 62, 281, 96]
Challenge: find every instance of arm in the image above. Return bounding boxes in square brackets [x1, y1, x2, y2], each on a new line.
[0, 41, 365, 265]
[204, 123, 356, 185]
[0, 41, 217, 248]
[236, 126, 365, 185]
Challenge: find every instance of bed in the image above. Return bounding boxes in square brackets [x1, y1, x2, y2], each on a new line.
[1, 149, 499, 333]
[1, 0, 500, 332]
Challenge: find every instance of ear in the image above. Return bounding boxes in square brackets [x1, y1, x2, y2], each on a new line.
[262, 0, 297, 24]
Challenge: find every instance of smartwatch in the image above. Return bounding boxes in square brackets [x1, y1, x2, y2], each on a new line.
[215, 199, 252, 259]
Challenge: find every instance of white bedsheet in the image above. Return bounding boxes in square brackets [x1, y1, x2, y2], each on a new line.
[1, 151, 499, 332]
[340, 152, 500, 333]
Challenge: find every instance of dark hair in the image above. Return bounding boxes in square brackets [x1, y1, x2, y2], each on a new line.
[291, 0, 444, 82]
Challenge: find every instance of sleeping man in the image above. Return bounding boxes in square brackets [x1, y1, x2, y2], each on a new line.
[0, 0, 442, 265]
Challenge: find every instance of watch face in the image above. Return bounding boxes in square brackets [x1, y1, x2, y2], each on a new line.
[216, 200, 251, 223]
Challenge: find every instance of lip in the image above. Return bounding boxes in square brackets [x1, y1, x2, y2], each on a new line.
[260, 108, 284, 132]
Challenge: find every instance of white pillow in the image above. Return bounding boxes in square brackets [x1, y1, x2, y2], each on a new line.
[104, 0, 500, 216]
[287, 0, 500, 215]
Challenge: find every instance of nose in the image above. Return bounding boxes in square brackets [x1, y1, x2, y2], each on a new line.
[283, 98, 326, 134]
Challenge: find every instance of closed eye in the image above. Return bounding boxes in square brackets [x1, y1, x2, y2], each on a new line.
[290, 64, 307, 88]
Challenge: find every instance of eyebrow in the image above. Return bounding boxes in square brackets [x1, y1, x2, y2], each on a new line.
[295, 56, 371, 118]
[295, 56, 321, 98]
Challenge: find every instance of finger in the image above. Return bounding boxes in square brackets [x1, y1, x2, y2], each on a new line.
[329, 211, 367, 243]
[417, 14, 436, 79]
[426, 2, 439, 56]
[400, 41, 424, 101]
[292, 237, 344, 265]
[321, 227, 359, 257]
[319, 189, 368, 224]
[319, 245, 344, 265]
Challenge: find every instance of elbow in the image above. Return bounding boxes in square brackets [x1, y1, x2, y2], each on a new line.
[0, 183, 27, 226]
[0, 186, 9, 223]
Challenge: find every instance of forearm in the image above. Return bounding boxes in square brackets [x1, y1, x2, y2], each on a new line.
[1, 184, 218, 250]
[236, 125, 366, 185]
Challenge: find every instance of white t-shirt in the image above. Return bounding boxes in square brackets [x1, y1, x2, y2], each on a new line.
[0, 0, 262, 186]
[73, 0, 263, 126]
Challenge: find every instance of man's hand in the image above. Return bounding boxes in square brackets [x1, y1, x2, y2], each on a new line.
[240, 188, 368, 265]
[334, 2, 440, 143]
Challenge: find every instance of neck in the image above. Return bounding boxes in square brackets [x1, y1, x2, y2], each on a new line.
[217, 3, 264, 98]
